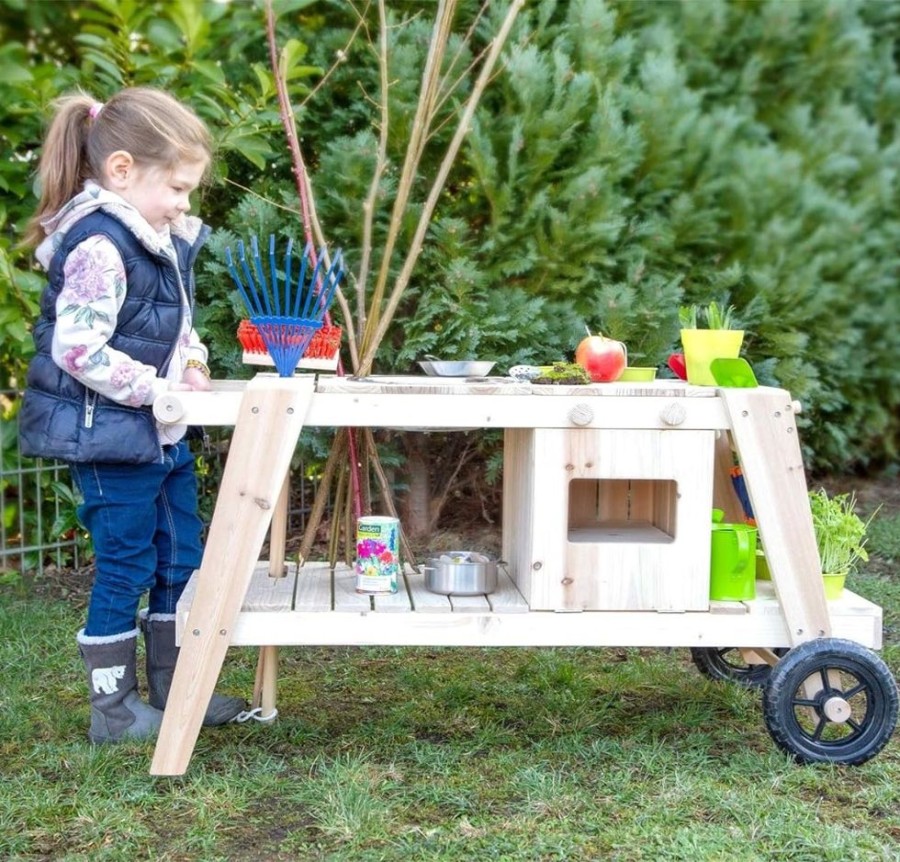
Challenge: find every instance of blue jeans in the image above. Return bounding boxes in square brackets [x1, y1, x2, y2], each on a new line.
[69, 440, 204, 637]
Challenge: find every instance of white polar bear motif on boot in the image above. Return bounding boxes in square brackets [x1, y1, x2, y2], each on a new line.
[92, 665, 125, 694]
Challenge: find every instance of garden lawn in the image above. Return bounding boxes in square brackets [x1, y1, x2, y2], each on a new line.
[1, 480, 898, 862]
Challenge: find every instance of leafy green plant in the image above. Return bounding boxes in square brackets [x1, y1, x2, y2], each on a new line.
[678, 300, 739, 330]
[48, 479, 92, 561]
[809, 488, 877, 575]
[3, 0, 900, 484]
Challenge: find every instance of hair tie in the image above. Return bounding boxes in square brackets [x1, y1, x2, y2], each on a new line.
[88, 102, 104, 120]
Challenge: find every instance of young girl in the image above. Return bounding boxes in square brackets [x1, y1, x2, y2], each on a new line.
[19, 87, 244, 743]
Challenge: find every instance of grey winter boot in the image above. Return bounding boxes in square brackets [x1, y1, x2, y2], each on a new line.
[77, 628, 164, 744]
[140, 611, 246, 726]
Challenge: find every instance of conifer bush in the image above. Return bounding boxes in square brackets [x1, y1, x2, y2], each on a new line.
[2, 0, 899, 476]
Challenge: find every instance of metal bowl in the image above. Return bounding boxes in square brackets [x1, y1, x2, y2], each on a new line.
[418, 360, 496, 378]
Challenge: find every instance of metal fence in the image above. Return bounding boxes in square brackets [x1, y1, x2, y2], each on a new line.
[1, 389, 322, 577]
[1, 405, 81, 576]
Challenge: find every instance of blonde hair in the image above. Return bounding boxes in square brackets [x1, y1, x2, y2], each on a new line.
[24, 87, 212, 248]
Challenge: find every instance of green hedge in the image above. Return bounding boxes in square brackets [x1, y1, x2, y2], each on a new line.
[1, 0, 898, 473]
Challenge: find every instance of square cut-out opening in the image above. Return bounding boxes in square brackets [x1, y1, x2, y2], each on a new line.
[567, 478, 677, 543]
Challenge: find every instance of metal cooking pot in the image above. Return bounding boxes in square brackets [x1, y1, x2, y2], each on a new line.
[423, 552, 499, 596]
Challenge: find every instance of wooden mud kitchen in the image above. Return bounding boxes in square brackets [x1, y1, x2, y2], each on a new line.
[148, 374, 898, 775]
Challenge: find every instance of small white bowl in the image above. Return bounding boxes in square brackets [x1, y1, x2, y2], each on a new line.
[508, 365, 541, 381]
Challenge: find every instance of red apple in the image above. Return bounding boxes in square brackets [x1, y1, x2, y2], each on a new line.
[575, 332, 627, 382]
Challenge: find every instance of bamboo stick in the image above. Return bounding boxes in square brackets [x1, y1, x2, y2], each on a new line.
[361, 0, 459, 352]
[362, 428, 418, 567]
[355, 0, 391, 343]
[357, 0, 525, 374]
[299, 429, 347, 564]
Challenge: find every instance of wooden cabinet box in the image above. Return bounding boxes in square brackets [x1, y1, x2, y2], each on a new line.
[503, 428, 716, 611]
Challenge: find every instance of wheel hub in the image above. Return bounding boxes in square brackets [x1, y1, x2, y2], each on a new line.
[822, 695, 852, 723]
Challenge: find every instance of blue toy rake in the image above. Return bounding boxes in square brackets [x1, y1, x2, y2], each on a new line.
[224, 235, 344, 377]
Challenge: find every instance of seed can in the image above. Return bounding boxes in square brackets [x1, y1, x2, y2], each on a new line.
[355, 516, 401, 593]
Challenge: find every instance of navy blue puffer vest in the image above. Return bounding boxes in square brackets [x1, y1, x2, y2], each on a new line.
[19, 210, 209, 464]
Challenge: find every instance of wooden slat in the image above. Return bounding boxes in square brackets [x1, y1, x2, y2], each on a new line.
[151, 375, 315, 776]
[154, 379, 731, 431]
[243, 562, 296, 611]
[448, 593, 492, 612]
[405, 567, 453, 613]
[333, 564, 373, 612]
[371, 568, 415, 612]
[487, 567, 529, 613]
[305, 393, 731, 431]
[293, 562, 332, 611]
[598, 479, 630, 521]
[319, 375, 532, 395]
[202, 593, 880, 649]
[256, 473, 290, 714]
[502, 428, 535, 604]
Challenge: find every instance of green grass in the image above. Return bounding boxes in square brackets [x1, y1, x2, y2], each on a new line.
[2, 497, 899, 861]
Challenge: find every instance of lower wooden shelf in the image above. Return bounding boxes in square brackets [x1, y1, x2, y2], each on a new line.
[176, 562, 883, 650]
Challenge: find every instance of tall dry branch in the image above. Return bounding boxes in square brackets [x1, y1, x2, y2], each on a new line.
[358, 0, 525, 375]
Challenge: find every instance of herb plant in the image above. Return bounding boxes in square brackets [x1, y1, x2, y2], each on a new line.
[808, 489, 878, 575]
[679, 301, 739, 330]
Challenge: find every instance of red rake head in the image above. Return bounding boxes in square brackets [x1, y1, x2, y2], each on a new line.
[238, 320, 341, 365]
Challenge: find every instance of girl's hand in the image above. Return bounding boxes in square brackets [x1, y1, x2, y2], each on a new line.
[181, 366, 212, 391]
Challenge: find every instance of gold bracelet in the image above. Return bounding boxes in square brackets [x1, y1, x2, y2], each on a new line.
[185, 359, 211, 379]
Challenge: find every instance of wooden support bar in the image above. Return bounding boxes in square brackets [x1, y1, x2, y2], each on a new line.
[712, 430, 747, 524]
[252, 474, 291, 716]
[718, 388, 830, 644]
[150, 375, 314, 776]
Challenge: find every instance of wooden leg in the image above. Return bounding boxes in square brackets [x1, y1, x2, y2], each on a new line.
[712, 430, 747, 524]
[251, 475, 290, 718]
[252, 645, 279, 719]
[268, 475, 290, 578]
[718, 388, 831, 645]
[150, 376, 314, 776]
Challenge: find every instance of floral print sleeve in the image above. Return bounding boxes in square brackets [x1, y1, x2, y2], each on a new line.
[51, 236, 167, 407]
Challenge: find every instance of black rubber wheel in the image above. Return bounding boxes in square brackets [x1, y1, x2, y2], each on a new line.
[691, 647, 787, 688]
[763, 638, 899, 765]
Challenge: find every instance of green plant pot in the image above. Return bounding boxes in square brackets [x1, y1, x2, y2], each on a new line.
[619, 366, 657, 381]
[823, 572, 847, 600]
[680, 329, 745, 386]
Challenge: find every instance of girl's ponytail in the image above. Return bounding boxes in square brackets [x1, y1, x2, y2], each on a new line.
[23, 92, 96, 248]
[23, 87, 211, 250]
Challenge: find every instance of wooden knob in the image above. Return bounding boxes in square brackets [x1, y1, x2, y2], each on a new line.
[154, 394, 185, 424]
[660, 402, 686, 426]
[568, 403, 594, 426]
[791, 400, 802, 414]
